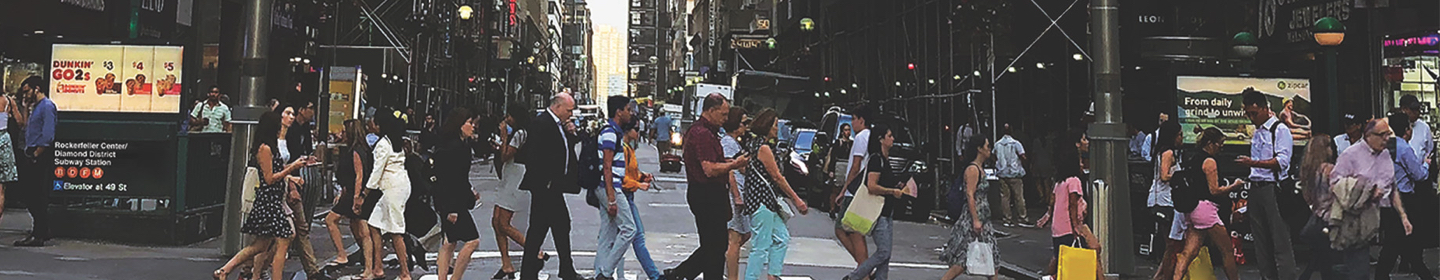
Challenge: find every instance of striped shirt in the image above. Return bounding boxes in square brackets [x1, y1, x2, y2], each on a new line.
[599, 120, 626, 189]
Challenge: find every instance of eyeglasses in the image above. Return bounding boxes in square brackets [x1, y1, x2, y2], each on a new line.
[1368, 131, 1394, 139]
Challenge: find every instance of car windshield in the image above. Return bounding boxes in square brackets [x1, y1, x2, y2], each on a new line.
[794, 130, 816, 152]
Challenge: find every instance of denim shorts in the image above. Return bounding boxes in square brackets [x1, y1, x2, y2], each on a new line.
[834, 196, 856, 232]
[728, 202, 752, 234]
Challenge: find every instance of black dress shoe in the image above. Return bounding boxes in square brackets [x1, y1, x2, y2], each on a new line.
[13, 236, 47, 247]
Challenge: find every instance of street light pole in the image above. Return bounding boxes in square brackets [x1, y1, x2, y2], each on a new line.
[1089, 0, 1133, 276]
[222, 0, 273, 255]
[1313, 17, 1345, 135]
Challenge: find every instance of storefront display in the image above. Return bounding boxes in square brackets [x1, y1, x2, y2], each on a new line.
[1383, 32, 1439, 127]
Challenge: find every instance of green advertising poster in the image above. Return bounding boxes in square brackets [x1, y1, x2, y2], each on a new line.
[1176, 76, 1312, 146]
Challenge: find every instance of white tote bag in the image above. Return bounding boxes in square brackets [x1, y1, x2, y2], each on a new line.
[841, 155, 883, 234]
[965, 241, 996, 276]
[240, 167, 261, 220]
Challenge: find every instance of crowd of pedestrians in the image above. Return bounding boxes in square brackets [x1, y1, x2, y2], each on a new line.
[189, 83, 1440, 280]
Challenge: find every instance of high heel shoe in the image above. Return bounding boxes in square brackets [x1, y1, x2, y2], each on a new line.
[492, 269, 518, 279]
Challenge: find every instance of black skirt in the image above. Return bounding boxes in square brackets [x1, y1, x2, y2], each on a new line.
[332, 185, 361, 219]
[359, 189, 383, 219]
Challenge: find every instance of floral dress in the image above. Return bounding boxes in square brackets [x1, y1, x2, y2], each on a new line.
[940, 164, 999, 266]
[239, 145, 293, 238]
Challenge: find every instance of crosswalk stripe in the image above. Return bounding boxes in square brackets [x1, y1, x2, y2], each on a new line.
[654, 176, 686, 183]
[387, 250, 946, 271]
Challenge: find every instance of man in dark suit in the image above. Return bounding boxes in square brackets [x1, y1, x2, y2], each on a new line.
[518, 92, 582, 280]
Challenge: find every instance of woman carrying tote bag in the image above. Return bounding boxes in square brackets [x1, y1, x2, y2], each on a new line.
[941, 134, 999, 280]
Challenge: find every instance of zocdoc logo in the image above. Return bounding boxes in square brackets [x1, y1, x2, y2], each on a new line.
[1277, 81, 1308, 90]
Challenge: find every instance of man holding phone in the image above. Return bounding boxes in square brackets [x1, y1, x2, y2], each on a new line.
[1235, 89, 1296, 280]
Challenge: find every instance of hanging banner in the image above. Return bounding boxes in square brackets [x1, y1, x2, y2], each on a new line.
[1176, 76, 1312, 146]
[49, 44, 183, 113]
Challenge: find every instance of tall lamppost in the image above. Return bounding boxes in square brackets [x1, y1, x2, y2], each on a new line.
[1314, 17, 1344, 135]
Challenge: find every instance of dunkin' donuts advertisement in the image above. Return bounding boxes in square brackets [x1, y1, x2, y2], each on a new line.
[49, 44, 182, 113]
[1176, 76, 1312, 146]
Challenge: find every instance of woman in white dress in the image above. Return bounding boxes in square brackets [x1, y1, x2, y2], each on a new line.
[490, 105, 539, 279]
[365, 109, 413, 280]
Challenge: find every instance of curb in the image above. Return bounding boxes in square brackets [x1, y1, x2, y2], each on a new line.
[999, 261, 1042, 280]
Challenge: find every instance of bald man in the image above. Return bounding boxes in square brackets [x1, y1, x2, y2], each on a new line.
[518, 93, 584, 280]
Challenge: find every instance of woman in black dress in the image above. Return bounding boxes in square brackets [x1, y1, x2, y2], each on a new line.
[214, 111, 312, 280]
[433, 108, 483, 280]
[321, 119, 376, 277]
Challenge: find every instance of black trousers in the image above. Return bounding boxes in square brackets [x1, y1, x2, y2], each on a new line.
[20, 148, 52, 239]
[1377, 205, 1435, 280]
[520, 189, 578, 280]
[670, 189, 731, 280]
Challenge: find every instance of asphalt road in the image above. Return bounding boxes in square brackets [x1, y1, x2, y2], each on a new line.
[9, 141, 1434, 279]
[0, 142, 997, 280]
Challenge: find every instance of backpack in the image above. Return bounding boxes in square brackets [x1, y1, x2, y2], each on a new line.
[1172, 150, 1209, 213]
[579, 127, 609, 207]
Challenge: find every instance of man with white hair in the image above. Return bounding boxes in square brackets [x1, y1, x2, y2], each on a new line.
[518, 92, 584, 280]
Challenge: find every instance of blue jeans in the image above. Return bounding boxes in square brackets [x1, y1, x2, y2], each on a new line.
[595, 189, 637, 278]
[746, 207, 790, 280]
[848, 216, 892, 280]
[626, 191, 664, 279]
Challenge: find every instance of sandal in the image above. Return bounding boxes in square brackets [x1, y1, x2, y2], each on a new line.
[212, 268, 227, 280]
[492, 268, 518, 279]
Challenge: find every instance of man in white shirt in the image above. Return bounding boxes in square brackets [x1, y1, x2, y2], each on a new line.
[1401, 95, 1433, 159]
[835, 105, 874, 266]
[995, 124, 1030, 227]
[1334, 113, 1364, 154]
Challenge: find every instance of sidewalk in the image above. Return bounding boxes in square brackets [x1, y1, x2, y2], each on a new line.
[986, 207, 1440, 280]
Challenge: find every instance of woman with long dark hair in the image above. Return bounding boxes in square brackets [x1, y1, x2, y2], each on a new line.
[1149, 120, 1185, 279]
[491, 104, 539, 279]
[1172, 128, 1242, 280]
[365, 109, 413, 280]
[213, 110, 312, 280]
[322, 120, 377, 278]
[740, 108, 810, 280]
[940, 134, 998, 280]
[433, 108, 483, 280]
[1039, 130, 1103, 278]
[843, 123, 908, 280]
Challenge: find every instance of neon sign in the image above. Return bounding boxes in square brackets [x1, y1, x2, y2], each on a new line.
[508, 0, 518, 26]
[1384, 34, 1440, 48]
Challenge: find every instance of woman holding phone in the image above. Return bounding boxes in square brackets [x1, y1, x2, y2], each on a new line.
[213, 110, 312, 280]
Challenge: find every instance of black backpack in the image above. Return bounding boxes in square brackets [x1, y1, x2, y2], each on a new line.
[578, 127, 608, 207]
[1172, 150, 1210, 213]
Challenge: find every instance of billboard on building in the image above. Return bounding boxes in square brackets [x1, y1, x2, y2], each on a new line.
[1176, 76, 1312, 146]
[49, 44, 183, 113]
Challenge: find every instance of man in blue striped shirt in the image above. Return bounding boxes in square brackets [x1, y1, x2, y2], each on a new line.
[594, 96, 638, 280]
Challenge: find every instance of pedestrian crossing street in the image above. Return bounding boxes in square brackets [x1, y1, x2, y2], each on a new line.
[410, 273, 819, 280]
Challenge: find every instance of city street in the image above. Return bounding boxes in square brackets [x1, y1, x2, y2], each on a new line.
[3, 143, 1440, 280]
[0, 142, 983, 280]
